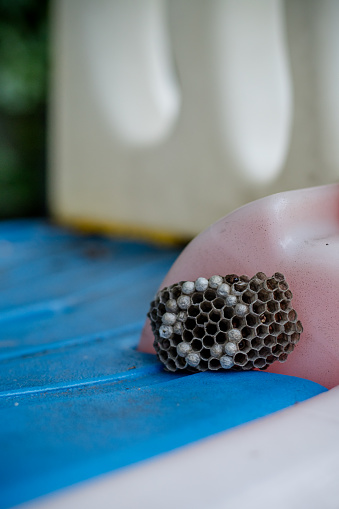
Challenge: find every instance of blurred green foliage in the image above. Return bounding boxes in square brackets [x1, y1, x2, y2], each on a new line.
[0, 0, 48, 218]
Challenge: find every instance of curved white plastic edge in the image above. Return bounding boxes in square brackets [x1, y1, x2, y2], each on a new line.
[211, 0, 293, 185]
[81, 0, 181, 146]
[23, 386, 339, 509]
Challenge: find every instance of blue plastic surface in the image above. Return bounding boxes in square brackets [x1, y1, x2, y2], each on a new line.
[0, 220, 327, 509]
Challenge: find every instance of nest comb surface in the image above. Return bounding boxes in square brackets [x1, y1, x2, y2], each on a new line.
[148, 272, 303, 372]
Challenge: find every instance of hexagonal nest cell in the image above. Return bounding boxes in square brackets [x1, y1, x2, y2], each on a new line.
[148, 272, 303, 373]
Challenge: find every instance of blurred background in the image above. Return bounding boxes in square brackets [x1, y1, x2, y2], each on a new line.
[1, 0, 339, 241]
[0, 0, 48, 218]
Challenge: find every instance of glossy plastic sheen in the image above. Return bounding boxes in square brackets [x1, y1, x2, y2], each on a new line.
[140, 184, 339, 389]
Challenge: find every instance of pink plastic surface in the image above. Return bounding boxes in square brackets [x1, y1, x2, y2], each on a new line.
[139, 184, 339, 389]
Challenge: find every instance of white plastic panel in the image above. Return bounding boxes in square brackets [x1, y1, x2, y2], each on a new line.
[49, 0, 339, 239]
[313, 0, 339, 179]
[211, 0, 292, 184]
[81, 0, 180, 146]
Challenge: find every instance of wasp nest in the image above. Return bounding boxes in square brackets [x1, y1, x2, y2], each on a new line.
[148, 272, 303, 372]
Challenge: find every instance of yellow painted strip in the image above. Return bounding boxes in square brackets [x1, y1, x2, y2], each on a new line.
[51, 214, 191, 247]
